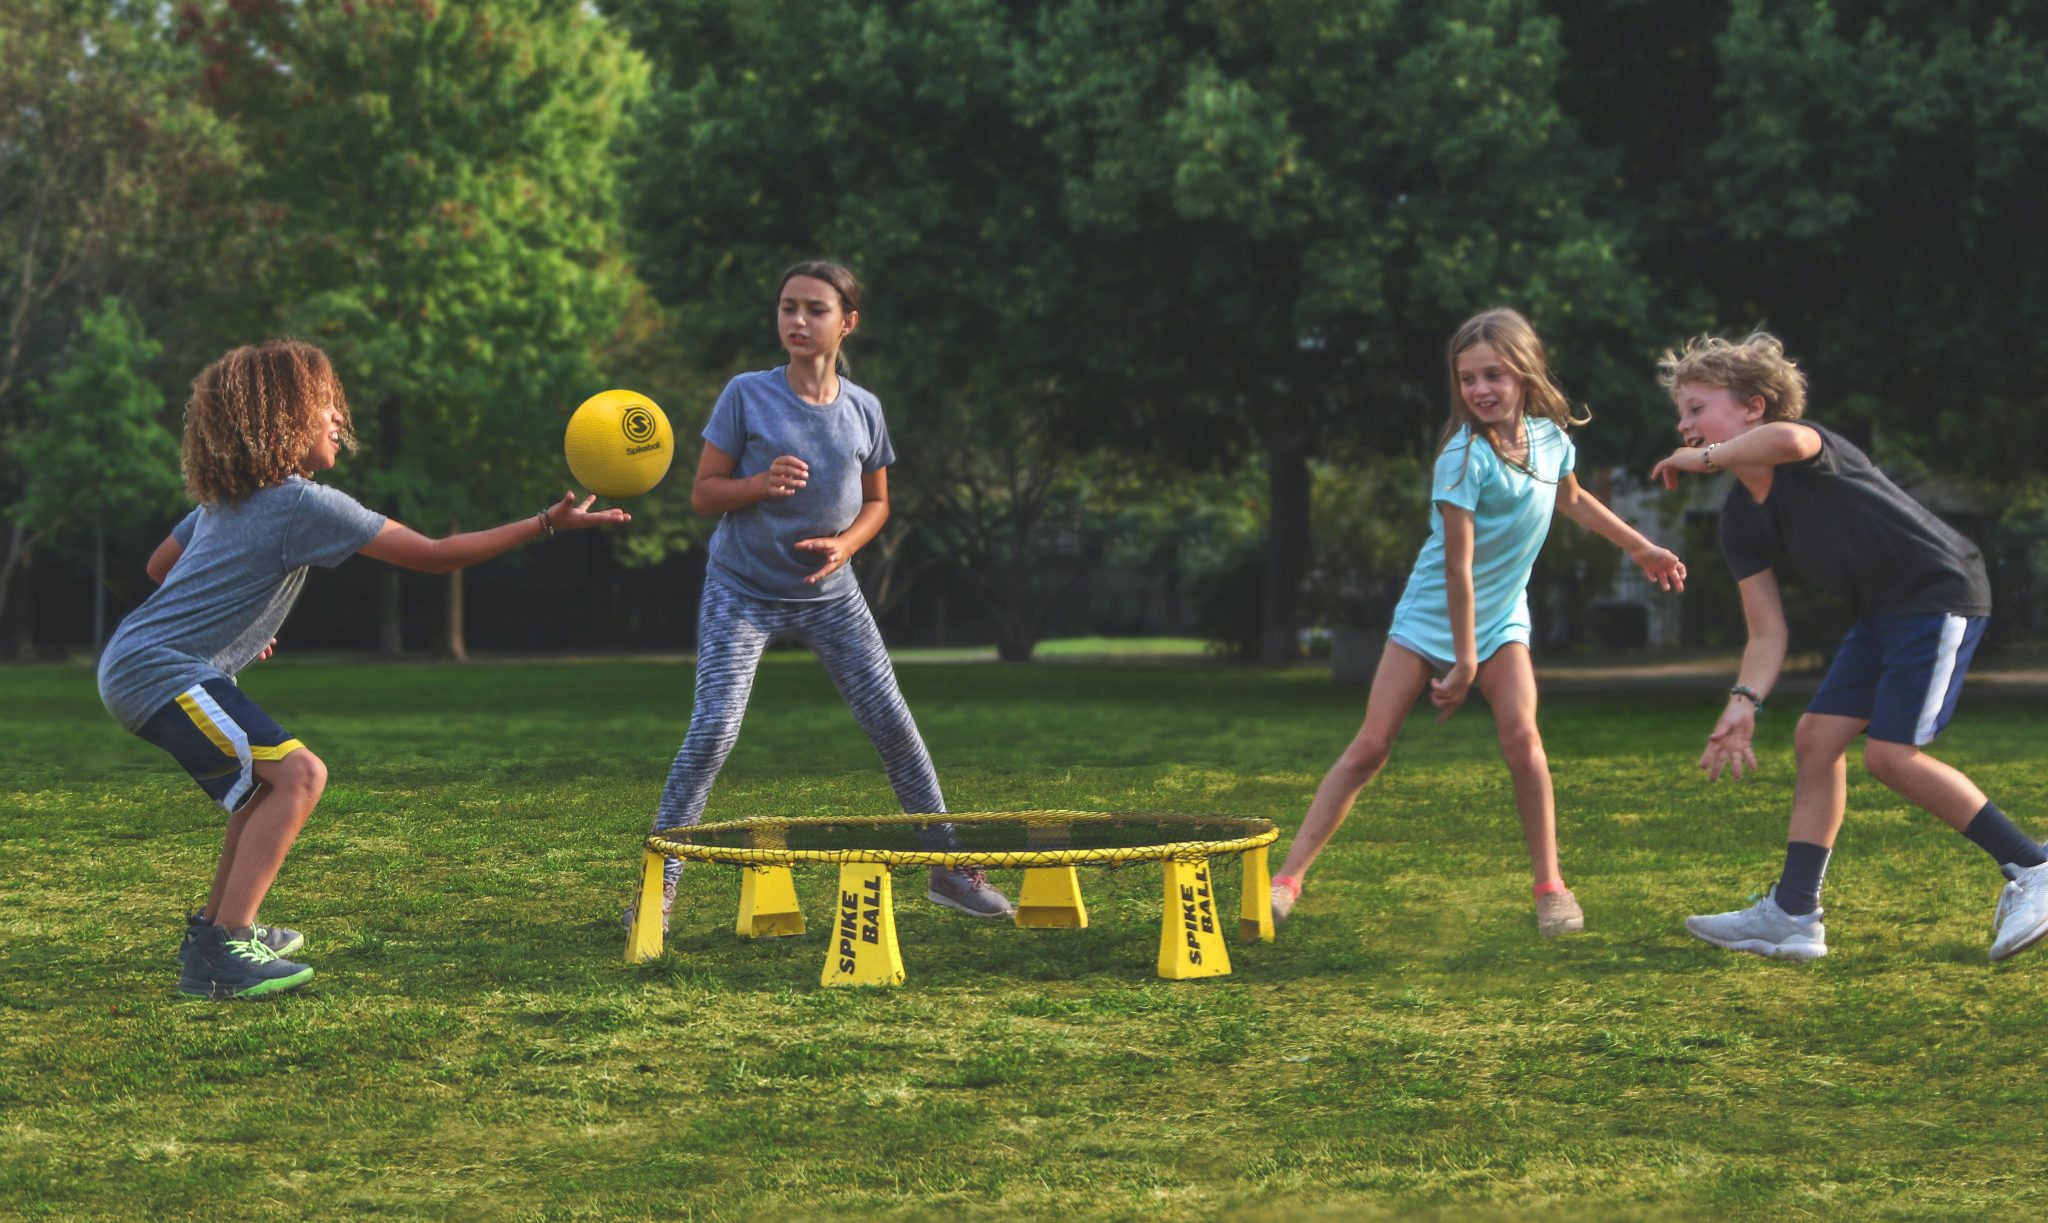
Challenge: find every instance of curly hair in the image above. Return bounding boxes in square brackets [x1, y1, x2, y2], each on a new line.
[1436, 308, 1589, 474]
[1656, 331, 1808, 421]
[181, 340, 355, 504]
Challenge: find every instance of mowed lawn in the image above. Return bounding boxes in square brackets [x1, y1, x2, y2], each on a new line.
[3, 657, 2046, 1219]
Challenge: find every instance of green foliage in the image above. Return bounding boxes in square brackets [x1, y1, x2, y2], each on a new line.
[195, 0, 655, 528]
[1673, 0, 2048, 491]
[6, 660, 2048, 1214]
[1303, 456, 1430, 629]
[17, 299, 182, 534]
[0, 0, 244, 537]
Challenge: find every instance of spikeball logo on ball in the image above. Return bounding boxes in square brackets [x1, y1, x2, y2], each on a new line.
[564, 389, 674, 498]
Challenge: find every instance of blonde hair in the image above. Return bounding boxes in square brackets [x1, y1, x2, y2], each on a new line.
[1656, 331, 1808, 421]
[182, 339, 356, 504]
[1437, 308, 1588, 471]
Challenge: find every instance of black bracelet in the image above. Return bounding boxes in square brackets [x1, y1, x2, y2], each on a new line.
[536, 508, 556, 538]
[1729, 684, 1762, 712]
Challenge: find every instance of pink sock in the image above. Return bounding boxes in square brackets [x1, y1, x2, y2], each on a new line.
[1532, 879, 1568, 898]
[1273, 875, 1302, 899]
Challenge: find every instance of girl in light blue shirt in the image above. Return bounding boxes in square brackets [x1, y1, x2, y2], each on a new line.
[1271, 309, 1687, 938]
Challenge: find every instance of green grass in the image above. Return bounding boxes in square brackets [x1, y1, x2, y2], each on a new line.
[3, 657, 2045, 1219]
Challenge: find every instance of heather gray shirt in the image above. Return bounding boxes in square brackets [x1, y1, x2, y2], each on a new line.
[98, 477, 387, 730]
[702, 368, 895, 602]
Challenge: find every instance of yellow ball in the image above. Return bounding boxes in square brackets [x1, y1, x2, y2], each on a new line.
[564, 389, 674, 498]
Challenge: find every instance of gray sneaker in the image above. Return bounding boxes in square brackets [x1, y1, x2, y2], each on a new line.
[622, 876, 679, 935]
[928, 866, 1014, 918]
[1990, 860, 2048, 963]
[184, 911, 303, 960]
[1685, 886, 1827, 961]
[177, 924, 314, 1000]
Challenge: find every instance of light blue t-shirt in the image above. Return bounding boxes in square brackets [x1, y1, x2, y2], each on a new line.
[1387, 419, 1575, 668]
[702, 368, 895, 603]
[97, 477, 386, 730]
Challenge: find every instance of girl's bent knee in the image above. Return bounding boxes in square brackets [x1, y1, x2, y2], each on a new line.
[1334, 740, 1391, 787]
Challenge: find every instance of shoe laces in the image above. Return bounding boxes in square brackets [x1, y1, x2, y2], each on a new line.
[226, 933, 279, 964]
[956, 867, 990, 891]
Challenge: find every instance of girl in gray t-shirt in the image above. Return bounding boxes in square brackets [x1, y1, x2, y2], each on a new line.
[98, 339, 627, 999]
[630, 261, 1014, 933]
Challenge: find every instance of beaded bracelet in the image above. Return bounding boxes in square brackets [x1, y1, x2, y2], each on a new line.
[536, 507, 556, 538]
[1728, 684, 1763, 712]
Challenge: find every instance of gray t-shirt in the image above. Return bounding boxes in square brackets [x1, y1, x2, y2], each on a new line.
[702, 368, 895, 602]
[97, 477, 387, 730]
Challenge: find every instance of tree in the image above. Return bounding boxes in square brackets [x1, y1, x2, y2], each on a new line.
[193, 0, 654, 657]
[7, 299, 183, 653]
[1019, 0, 1653, 661]
[0, 0, 246, 650]
[1694, 0, 2048, 491]
[615, 0, 1123, 659]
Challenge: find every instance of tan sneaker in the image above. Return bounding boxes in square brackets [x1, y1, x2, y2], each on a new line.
[623, 876, 678, 935]
[1535, 888, 1585, 938]
[1271, 876, 1302, 923]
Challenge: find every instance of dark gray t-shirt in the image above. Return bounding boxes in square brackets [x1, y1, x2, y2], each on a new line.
[97, 477, 387, 730]
[1718, 422, 1990, 618]
[702, 368, 895, 602]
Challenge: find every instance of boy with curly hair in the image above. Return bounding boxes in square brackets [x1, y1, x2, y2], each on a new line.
[99, 339, 627, 998]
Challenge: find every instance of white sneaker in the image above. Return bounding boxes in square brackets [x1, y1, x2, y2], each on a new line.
[1990, 861, 2048, 963]
[1270, 878, 1301, 924]
[1685, 887, 1827, 961]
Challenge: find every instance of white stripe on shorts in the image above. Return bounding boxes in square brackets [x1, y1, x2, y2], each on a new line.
[1912, 614, 1969, 746]
[185, 683, 256, 811]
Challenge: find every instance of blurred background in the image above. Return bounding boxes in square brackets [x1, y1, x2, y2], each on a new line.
[4, 0, 2043, 667]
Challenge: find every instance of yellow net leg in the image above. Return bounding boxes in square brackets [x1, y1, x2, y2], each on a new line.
[1239, 844, 1274, 943]
[625, 849, 668, 963]
[1014, 865, 1089, 929]
[1157, 857, 1231, 980]
[736, 865, 806, 939]
[821, 863, 905, 987]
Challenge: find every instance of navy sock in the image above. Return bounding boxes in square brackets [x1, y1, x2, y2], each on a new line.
[1962, 802, 2047, 869]
[1775, 841, 1832, 916]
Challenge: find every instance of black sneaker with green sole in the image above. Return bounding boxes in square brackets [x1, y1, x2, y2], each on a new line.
[183, 911, 304, 959]
[178, 924, 314, 1000]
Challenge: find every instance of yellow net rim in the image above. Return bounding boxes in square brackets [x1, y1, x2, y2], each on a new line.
[643, 810, 1279, 869]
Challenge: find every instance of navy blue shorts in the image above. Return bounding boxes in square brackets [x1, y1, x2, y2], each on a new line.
[1808, 614, 1988, 746]
[133, 680, 305, 812]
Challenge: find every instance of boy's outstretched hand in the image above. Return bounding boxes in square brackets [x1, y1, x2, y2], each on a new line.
[1700, 703, 1759, 781]
[1649, 445, 1711, 491]
[548, 491, 631, 531]
[1630, 543, 1687, 593]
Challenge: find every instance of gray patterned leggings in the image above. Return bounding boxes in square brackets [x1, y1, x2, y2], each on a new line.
[652, 578, 947, 882]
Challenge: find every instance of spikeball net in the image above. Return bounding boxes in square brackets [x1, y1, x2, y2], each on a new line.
[644, 810, 1278, 869]
[627, 811, 1280, 986]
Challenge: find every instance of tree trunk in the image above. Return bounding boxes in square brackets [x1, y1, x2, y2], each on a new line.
[0, 519, 44, 642]
[1259, 439, 1311, 666]
[378, 567, 404, 655]
[438, 565, 467, 661]
[9, 536, 35, 660]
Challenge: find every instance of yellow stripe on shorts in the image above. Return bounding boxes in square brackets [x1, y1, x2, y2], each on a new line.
[175, 691, 238, 758]
[249, 738, 305, 761]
